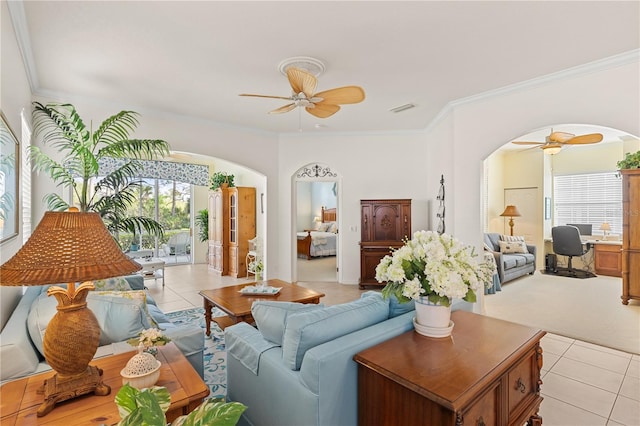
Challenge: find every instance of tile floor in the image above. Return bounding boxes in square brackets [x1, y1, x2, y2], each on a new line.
[153, 264, 640, 426]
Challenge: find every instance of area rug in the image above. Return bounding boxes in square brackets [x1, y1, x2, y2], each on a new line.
[165, 307, 227, 399]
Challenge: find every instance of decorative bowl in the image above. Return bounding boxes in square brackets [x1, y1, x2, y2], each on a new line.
[120, 348, 162, 389]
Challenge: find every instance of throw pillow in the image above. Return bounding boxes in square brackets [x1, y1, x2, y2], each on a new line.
[500, 235, 525, 242]
[93, 277, 132, 291]
[313, 222, 330, 232]
[282, 294, 389, 370]
[27, 291, 149, 357]
[498, 240, 528, 254]
[326, 222, 338, 233]
[251, 301, 324, 345]
[89, 290, 159, 329]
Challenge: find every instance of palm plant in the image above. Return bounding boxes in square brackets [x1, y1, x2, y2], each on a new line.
[31, 102, 170, 242]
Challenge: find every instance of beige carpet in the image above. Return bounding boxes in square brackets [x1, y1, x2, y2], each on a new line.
[297, 256, 337, 282]
[484, 272, 640, 355]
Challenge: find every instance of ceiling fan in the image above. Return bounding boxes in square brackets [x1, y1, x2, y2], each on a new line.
[240, 66, 365, 119]
[511, 129, 603, 154]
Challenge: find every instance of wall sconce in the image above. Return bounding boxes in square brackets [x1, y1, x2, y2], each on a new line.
[500, 205, 522, 236]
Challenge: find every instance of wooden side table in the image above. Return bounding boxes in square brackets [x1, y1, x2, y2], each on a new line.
[0, 343, 209, 425]
[354, 311, 546, 426]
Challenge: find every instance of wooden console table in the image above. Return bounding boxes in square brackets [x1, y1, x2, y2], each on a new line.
[0, 343, 209, 425]
[354, 311, 545, 426]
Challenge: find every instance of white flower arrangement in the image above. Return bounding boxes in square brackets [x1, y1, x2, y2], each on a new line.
[127, 328, 171, 349]
[376, 230, 496, 307]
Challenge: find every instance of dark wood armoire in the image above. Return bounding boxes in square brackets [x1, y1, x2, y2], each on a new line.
[359, 199, 411, 288]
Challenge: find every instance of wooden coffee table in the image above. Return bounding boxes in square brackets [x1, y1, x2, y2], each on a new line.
[0, 343, 209, 425]
[199, 279, 325, 334]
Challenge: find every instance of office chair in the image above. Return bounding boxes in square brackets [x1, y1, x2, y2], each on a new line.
[551, 225, 595, 278]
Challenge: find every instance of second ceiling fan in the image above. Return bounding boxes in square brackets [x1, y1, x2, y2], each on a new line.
[240, 62, 365, 119]
[512, 129, 603, 154]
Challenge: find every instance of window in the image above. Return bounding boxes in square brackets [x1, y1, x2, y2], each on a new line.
[554, 172, 622, 235]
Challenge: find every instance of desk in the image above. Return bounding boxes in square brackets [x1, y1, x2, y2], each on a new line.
[544, 239, 622, 277]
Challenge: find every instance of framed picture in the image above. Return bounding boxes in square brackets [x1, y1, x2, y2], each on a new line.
[0, 112, 19, 243]
[544, 197, 551, 220]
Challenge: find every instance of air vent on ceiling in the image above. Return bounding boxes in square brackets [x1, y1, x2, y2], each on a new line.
[390, 103, 416, 113]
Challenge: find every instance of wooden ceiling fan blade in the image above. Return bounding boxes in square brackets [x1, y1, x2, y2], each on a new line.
[548, 131, 575, 142]
[240, 93, 293, 100]
[286, 67, 317, 98]
[314, 86, 365, 105]
[268, 103, 297, 114]
[306, 103, 340, 118]
[565, 133, 604, 144]
[512, 141, 544, 145]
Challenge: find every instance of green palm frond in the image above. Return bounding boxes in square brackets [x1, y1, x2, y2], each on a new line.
[43, 193, 71, 211]
[31, 102, 168, 239]
[32, 102, 89, 149]
[98, 139, 170, 160]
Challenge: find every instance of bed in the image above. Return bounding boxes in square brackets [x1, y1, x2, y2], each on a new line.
[297, 207, 337, 260]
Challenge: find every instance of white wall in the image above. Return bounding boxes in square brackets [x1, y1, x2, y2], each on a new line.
[1, 1, 34, 329]
[279, 132, 428, 284]
[434, 59, 640, 270]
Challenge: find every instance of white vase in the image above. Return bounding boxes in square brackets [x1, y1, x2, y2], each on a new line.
[414, 298, 454, 337]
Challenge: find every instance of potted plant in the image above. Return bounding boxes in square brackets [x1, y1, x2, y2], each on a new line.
[115, 383, 246, 425]
[375, 230, 495, 336]
[195, 209, 209, 243]
[210, 172, 235, 190]
[617, 150, 640, 170]
[30, 102, 170, 243]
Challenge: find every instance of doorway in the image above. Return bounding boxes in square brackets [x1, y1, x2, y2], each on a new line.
[292, 163, 341, 283]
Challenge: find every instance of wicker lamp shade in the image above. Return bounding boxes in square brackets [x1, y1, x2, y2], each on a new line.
[0, 210, 142, 416]
[0, 210, 140, 285]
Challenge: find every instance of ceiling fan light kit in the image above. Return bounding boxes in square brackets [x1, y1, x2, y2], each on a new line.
[542, 144, 563, 155]
[512, 129, 604, 154]
[241, 57, 365, 120]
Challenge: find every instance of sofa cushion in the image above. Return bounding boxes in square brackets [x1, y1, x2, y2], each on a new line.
[282, 294, 389, 370]
[27, 291, 151, 357]
[252, 301, 325, 345]
[484, 233, 501, 252]
[503, 256, 518, 269]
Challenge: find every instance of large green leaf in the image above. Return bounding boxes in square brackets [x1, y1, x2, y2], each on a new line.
[171, 399, 247, 426]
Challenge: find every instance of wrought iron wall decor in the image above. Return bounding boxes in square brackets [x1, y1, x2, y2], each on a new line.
[436, 174, 445, 235]
[99, 157, 209, 186]
[296, 164, 337, 179]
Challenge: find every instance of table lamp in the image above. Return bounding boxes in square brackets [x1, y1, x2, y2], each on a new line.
[0, 209, 141, 416]
[600, 222, 611, 237]
[500, 205, 522, 236]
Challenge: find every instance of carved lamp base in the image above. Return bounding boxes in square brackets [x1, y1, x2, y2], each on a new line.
[36, 365, 110, 417]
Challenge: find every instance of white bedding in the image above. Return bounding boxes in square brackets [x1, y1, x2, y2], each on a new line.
[297, 231, 337, 257]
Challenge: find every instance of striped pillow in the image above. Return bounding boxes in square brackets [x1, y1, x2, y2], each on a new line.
[500, 235, 525, 242]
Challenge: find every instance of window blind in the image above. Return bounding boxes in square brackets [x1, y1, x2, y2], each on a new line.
[553, 172, 622, 235]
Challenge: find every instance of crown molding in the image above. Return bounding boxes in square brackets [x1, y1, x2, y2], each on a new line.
[426, 49, 640, 134]
[7, 0, 39, 92]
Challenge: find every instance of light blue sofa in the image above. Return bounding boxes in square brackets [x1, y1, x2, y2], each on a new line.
[0, 275, 204, 382]
[225, 292, 471, 426]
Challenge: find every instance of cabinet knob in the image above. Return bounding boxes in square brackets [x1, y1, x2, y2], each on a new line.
[515, 377, 526, 393]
